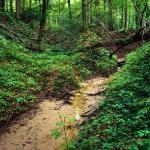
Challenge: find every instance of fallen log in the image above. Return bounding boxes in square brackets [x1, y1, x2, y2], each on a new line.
[109, 28, 150, 57]
[84, 27, 150, 58]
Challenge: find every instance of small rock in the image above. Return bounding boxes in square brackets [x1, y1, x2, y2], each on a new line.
[26, 141, 32, 144]
[20, 123, 25, 126]
[22, 143, 26, 147]
[77, 117, 89, 126]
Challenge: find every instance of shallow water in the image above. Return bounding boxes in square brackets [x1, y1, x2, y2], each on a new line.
[0, 77, 107, 150]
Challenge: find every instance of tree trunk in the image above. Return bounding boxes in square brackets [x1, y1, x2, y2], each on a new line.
[87, 0, 92, 24]
[38, 0, 48, 46]
[121, 8, 124, 29]
[95, 0, 99, 17]
[103, 0, 106, 24]
[82, 0, 86, 30]
[0, 0, 5, 11]
[135, 1, 141, 30]
[39, 0, 42, 11]
[67, 0, 72, 20]
[10, 0, 13, 13]
[6, 0, 8, 11]
[22, 0, 25, 12]
[133, 1, 147, 30]
[16, 0, 23, 19]
[58, 0, 61, 15]
[124, 0, 128, 32]
[108, 0, 113, 31]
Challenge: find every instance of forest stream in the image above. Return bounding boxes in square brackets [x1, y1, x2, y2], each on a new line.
[0, 77, 107, 150]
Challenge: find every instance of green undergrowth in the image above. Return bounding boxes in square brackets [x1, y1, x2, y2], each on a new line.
[74, 42, 150, 149]
[0, 38, 117, 123]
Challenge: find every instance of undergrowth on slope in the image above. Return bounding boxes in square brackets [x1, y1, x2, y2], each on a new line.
[0, 38, 117, 123]
[74, 42, 150, 150]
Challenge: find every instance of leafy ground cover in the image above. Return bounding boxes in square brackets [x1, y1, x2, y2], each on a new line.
[74, 42, 150, 149]
[0, 37, 117, 123]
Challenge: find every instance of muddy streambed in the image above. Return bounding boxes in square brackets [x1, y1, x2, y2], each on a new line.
[0, 77, 107, 150]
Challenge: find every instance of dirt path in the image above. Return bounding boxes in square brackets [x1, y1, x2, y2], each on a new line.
[0, 77, 107, 150]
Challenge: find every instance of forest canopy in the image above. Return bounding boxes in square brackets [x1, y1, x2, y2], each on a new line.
[0, 0, 150, 31]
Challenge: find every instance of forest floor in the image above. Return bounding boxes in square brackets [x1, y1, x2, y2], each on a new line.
[0, 76, 107, 150]
[0, 21, 140, 149]
[0, 40, 139, 150]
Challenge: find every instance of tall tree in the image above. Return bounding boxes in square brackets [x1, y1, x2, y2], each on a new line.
[108, 0, 113, 31]
[38, 0, 48, 45]
[10, 0, 14, 13]
[132, 0, 148, 29]
[6, 0, 8, 11]
[124, 0, 128, 32]
[0, 0, 5, 11]
[95, 0, 100, 17]
[16, 0, 23, 19]
[103, 0, 106, 24]
[68, 0, 72, 20]
[22, 0, 25, 12]
[82, 0, 86, 30]
[87, 0, 92, 24]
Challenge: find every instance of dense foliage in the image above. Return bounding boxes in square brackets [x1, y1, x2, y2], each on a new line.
[75, 42, 150, 149]
[0, 38, 117, 123]
[0, 0, 150, 41]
